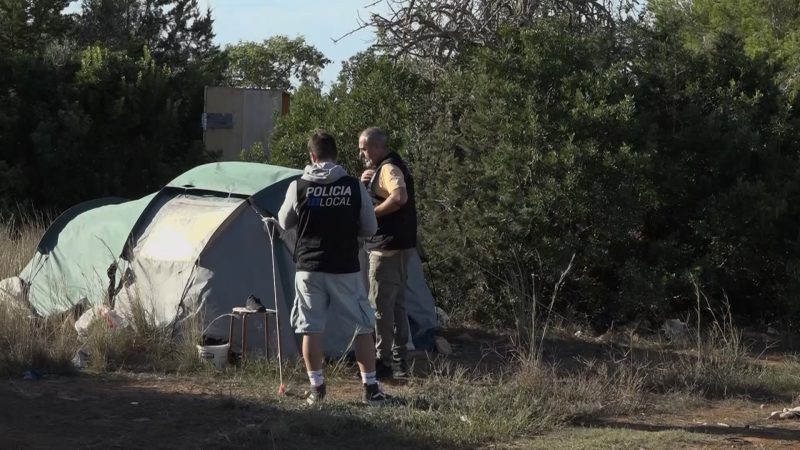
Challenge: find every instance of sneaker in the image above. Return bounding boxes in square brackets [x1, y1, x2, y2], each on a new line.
[363, 382, 388, 405]
[245, 294, 267, 313]
[306, 383, 326, 405]
[392, 358, 409, 378]
[375, 359, 393, 381]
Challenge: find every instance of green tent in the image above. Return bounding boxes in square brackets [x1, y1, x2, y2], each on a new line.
[19, 161, 439, 356]
[22, 162, 299, 314]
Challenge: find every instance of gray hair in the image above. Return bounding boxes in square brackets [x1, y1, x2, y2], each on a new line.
[360, 127, 388, 149]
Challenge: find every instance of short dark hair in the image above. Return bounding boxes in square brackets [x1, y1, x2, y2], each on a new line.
[308, 130, 337, 161]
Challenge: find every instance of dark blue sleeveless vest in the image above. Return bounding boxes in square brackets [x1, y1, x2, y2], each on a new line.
[294, 176, 362, 273]
[367, 152, 417, 251]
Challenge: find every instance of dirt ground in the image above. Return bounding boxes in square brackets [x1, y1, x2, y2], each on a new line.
[0, 374, 249, 449]
[576, 401, 800, 449]
[3, 328, 800, 449]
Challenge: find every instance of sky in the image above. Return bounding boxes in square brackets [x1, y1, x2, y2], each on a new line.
[197, 0, 385, 87]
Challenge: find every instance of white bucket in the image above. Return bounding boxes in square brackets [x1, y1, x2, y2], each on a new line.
[196, 343, 230, 369]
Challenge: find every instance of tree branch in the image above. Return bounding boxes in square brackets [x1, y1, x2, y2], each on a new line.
[345, 0, 625, 63]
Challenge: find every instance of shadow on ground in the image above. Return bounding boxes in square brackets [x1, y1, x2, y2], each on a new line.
[0, 374, 451, 450]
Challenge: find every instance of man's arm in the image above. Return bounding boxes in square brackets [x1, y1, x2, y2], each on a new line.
[277, 180, 299, 230]
[374, 187, 407, 218]
[372, 163, 408, 218]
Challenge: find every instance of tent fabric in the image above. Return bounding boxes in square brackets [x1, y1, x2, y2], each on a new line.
[125, 195, 243, 325]
[36, 197, 127, 254]
[404, 251, 439, 349]
[17, 161, 439, 357]
[167, 162, 301, 217]
[167, 161, 301, 195]
[21, 193, 157, 316]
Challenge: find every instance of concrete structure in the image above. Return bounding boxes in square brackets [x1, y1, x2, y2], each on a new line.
[203, 87, 290, 161]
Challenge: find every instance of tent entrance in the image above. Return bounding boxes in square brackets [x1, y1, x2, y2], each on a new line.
[123, 195, 244, 324]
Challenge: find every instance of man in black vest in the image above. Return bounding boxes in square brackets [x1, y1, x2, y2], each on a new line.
[359, 127, 418, 380]
[278, 130, 387, 405]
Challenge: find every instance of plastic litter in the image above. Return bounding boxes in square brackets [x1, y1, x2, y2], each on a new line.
[74, 305, 128, 338]
[196, 343, 230, 370]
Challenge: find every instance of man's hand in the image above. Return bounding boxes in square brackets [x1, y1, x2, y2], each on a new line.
[360, 169, 375, 184]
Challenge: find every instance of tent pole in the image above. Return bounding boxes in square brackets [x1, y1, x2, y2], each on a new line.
[265, 218, 285, 395]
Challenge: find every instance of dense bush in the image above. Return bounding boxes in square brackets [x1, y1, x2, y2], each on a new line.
[0, 0, 223, 211]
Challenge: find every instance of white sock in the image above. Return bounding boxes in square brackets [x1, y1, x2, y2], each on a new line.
[308, 370, 324, 387]
[361, 371, 377, 385]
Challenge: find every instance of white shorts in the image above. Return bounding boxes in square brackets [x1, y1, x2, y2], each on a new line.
[290, 271, 375, 335]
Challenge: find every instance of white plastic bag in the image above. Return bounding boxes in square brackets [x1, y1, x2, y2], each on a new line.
[0, 276, 29, 313]
[74, 304, 129, 338]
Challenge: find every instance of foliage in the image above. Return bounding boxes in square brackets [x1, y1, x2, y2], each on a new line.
[269, 51, 435, 173]
[0, 0, 222, 212]
[223, 36, 330, 91]
[630, 1, 800, 324]
[239, 141, 267, 163]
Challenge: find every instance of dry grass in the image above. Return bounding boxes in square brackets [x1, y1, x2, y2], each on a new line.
[0, 309, 79, 377]
[0, 216, 77, 376]
[0, 214, 45, 279]
[81, 302, 203, 374]
[394, 357, 647, 445]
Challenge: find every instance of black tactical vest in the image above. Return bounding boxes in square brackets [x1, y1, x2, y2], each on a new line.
[294, 176, 362, 273]
[367, 152, 417, 250]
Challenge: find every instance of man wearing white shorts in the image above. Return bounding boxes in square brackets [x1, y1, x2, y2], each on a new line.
[278, 130, 387, 405]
